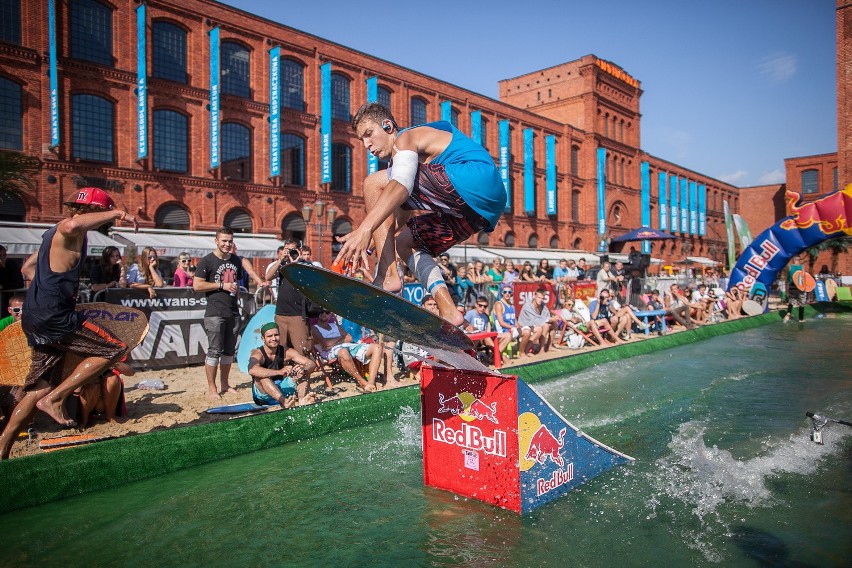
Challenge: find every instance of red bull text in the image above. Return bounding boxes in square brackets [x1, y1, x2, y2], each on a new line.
[431, 419, 507, 457]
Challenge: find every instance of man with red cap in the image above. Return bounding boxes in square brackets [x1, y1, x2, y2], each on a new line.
[0, 187, 139, 459]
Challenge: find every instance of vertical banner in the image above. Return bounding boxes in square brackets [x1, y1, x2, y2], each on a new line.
[136, 4, 147, 160]
[441, 100, 452, 122]
[48, 0, 59, 148]
[689, 181, 698, 235]
[366, 76, 378, 174]
[596, 147, 607, 250]
[698, 184, 707, 236]
[658, 171, 668, 231]
[732, 214, 753, 249]
[669, 175, 679, 233]
[499, 120, 511, 212]
[320, 62, 332, 184]
[523, 128, 535, 215]
[723, 200, 736, 268]
[545, 135, 556, 216]
[209, 27, 220, 170]
[679, 178, 689, 234]
[640, 162, 650, 253]
[471, 110, 482, 145]
[269, 47, 281, 178]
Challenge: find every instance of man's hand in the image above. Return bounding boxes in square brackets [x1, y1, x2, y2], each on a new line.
[334, 225, 373, 272]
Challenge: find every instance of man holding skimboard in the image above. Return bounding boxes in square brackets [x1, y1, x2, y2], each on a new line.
[335, 103, 507, 326]
[0, 187, 139, 459]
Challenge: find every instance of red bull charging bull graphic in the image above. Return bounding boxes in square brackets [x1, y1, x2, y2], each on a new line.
[727, 185, 852, 302]
[422, 366, 634, 514]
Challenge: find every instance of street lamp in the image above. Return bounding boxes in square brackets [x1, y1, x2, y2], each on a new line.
[301, 198, 338, 264]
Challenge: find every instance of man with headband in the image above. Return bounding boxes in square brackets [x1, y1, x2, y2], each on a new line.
[247, 322, 317, 407]
[336, 103, 507, 327]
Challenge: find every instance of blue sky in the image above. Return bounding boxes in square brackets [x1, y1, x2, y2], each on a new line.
[223, 0, 836, 188]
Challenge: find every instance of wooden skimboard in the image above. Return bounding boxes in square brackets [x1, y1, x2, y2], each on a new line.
[0, 303, 148, 387]
[825, 278, 838, 301]
[236, 304, 277, 373]
[39, 433, 115, 452]
[741, 299, 764, 316]
[792, 270, 816, 292]
[205, 402, 273, 414]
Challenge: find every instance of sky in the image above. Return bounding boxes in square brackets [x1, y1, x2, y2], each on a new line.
[222, 0, 836, 188]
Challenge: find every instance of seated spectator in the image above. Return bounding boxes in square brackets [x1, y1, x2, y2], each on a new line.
[248, 322, 318, 407]
[664, 284, 696, 329]
[643, 290, 667, 334]
[312, 310, 382, 392]
[605, 290, 651, 337]
[517, 287, 556, 357]
[492, 286, 519, 355]
[689, 284, 714, 323]
[399, 295, 439, 380]
[127, 246, 164, 298]
[0, 294, 23, 333]
[90, 246, 127, 294]
[172, 252, 194, 287]
[724, 287, 744, 320]
[588, 292, 627, 344]
[555, 299, 593, 349]
[0, 244, 24, 316]
[76, 360, 133, 427]
[464, 295, 510, 355]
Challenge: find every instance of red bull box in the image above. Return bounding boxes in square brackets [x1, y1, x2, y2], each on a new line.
[421, 366, 634, 514]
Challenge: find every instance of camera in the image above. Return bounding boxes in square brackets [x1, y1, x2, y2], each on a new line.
[288, 248, 301, 260]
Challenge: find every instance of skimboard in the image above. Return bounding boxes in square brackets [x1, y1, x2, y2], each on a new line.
[825, 278, 838, 301]
[792, 270, 816, 292]
[39, 433, 114, 452]
[749, 281, 769, 310]
[282, 264, 474, 353]
[741, 299, 764, 316]
[205, 402, 273, 414]
[0, 303, 149, 387]
[236, 304, 277, 373]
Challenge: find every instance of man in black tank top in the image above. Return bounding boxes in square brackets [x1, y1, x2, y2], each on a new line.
[0, 187, 139, 459]
[248, 322, 316, 407]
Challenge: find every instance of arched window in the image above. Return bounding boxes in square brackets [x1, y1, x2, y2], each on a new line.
[549, 235, 559, 249]
[331, 72, 350, 122]
[477, 232, 490, 245]
[528, 234, 538, 248]
[377, 86, 391, 111]
[504, 232, 515, 247]
[480, 117, 489, 150]
[153, 109, 188, 173]
[221, 41, 250, 98]
[410, 97, 427, 126]
[280, 133, 305, 187]
[152, 21, 187, 83]
[0, 76, 22, 150]
[450, 108, 460, 128]
[70, 0, 113, 66]
[72, 94, 113, 163]
[331, 218, 352, 255]
[280, 58, 304, 111]
[224, 208, 253, 233]
[603, 113, 609, 138]
[0, 190, 25, 221]
[281, 212, 306, 244]
[155, 203, 190, 230]
[572, 237, 582, 249]
[331, 143, 351, 193]
[571, 189, 580, 223]
[619, 158, 625, 185]
[571, 145, 579, 176]
[801, 169, 818, 194]
[0, 0, 21, 44]
[221, 122, 251, 181]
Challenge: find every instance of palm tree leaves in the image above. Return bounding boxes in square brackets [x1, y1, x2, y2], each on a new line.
[0, 150, 40, 198]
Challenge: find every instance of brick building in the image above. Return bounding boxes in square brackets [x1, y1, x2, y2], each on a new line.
[2, 0, 739, 269]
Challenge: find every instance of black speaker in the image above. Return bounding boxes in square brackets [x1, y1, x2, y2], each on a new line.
[598, 254, 609, 264]
[638, 254, 651, 270]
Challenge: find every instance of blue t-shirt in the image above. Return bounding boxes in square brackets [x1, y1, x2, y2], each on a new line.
[464, 309, 490, 333]
[404, 121, 507, 231]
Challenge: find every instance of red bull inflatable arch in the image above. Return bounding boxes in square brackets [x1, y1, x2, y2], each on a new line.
[727, 184, 852, 302]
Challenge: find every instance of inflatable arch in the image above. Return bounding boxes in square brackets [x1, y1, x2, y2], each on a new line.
[727, 184, 852, 301]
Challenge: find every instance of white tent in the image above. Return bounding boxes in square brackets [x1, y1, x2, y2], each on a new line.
[111, 228, 281, 258]
[0, 222, 126, 257]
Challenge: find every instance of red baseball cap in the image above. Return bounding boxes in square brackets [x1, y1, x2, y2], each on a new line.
[64, 187, 115, 210]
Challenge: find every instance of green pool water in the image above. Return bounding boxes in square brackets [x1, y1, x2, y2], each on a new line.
[0, 317, 850, 567]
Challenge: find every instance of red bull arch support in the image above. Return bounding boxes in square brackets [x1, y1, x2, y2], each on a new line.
[421, 366, 634, 514]
[727, 184, 852, 303]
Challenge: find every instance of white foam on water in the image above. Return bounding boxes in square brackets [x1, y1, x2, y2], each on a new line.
[647, 419, 851, 562]
[361, 406, 423, 470]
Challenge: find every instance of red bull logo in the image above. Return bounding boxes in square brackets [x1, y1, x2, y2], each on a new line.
[780, 186, 852, 236]
[431, 419, 507, 457]
[438, 392, 499, 424]
[525, 425, 566, 467]
[536, 464, 574, 497]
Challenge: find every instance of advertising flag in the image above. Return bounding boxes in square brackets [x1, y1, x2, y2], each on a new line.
[269, 47, 281, 178]
[524, 128, 535, 215]
[723, 200, 736, 268]
[209, 27, 220, 169]
[48, 0, 59, 148]
[640, 162, 650, 253]
[320, 62, 332, 184]
[689, 181, 698, 235]
[366, 76, 378, 174]
[545, 135, 556, 216]
[596, 147, 606, 248]
[670, 175, 679, 233]
[658, 171, 668, 231]
[499, 120, 511, 212]
[136, 4, 147, 160]
[471, 110, 482, 145]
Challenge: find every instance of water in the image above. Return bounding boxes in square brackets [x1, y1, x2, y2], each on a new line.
[1, 318, 850, 567]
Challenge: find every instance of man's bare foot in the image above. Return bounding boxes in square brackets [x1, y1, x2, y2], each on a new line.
[35, 397, 77, 428]
[299, 393, 318, 406]
[219, 387, 238, 396]
[207, 391, 221, 401]
[282, 395, 298, 409]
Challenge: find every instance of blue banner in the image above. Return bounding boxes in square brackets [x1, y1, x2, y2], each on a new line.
[470, 110, 482, 145]
[658, 171, 668, 231]
[689, 181, 698, 235]
[670, 175, 679, 233]
[136, 5, 147, 160]
[698, 184, 707, 236]
[209, 27, 220, 169]
[269, 47, 281, 178]
[366, 76, 378, 174]
[441, 100, 452, 122]
[640, 162, 650, 253]
[48, 0, 59, 148]
[524, 128, 535, 215]
[680, 178, 689, 234]
[499, 120, 511, 212]
[545, 135, 556, 216]
[596, 148, 606, 242]
[320, 62, 332, 184]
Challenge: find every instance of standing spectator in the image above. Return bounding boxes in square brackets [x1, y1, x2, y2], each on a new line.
[0, 294, 23, 333]
[536, 259, 554, 282]
[89, 246, 127, 294]
[300, 245, 323, 267]
[552, 258, 571, 283]
[265, 239, 317, 357]
[576, 258, 588, 280]
[519, 262, 537, 282]
[783, 254, 808, 323]
[172, 252, 194, 287]
[595, 261, 616, 297]
[455, 264, 476, 306]
[0, 244, 24, 316]
[127, 247, 164, 298]
[194, 227, 268, 400]
[437, 253, 459, 304]
[502, 259, 519, 285]
[612, 261, 627, 298]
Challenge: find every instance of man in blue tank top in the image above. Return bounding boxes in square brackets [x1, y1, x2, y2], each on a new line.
[0, 187, 139, 459]
[336, 103, 507, 326]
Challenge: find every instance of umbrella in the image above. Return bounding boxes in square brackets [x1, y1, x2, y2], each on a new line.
[610, 226, 678, 243]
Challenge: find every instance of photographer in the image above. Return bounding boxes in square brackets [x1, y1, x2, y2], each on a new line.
[265, 239, 321, 356]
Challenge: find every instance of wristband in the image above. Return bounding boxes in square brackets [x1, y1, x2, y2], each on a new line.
[219, 282, 223, 290]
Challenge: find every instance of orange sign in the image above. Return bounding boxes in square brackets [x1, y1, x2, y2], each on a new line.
[595, 59, 639, 88]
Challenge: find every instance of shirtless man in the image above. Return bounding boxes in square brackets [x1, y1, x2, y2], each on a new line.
[0, 187, 138, 458]
[248, 322, 317, 407]
[335, 103, 507, 326]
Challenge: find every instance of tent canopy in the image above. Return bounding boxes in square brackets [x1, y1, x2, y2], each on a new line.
[444, 246, 602, 266]
[610, 226, 677, 242]
[111, 228, 281, 258]
[0, 222, 126, 257]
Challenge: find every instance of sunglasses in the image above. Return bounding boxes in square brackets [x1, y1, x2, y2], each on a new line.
[10, 307, 22, 314]
[477, 303, 488, 308]
[502, 290, 512, 294]
[180, 259, 190, 263]
[148, 256, 157, 260]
